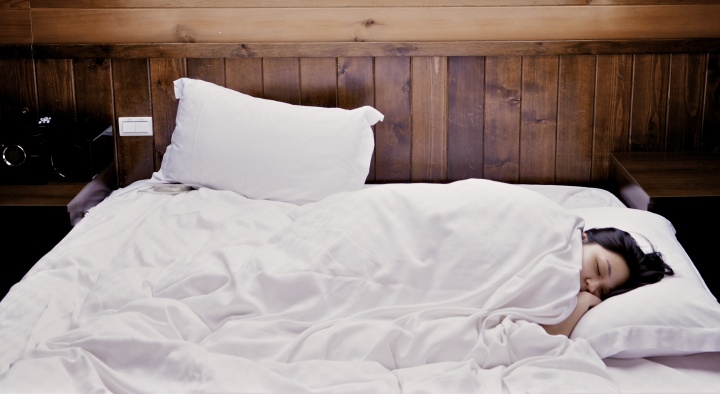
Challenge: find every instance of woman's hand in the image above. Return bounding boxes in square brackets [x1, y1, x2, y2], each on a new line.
[577, 291, 602, 311]
[542, 291, 602, 337]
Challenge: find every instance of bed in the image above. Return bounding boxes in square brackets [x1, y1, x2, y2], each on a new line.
[1, 78, 719, 393]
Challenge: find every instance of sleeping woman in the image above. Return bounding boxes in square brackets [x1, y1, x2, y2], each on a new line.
[543, 227, 675, 336]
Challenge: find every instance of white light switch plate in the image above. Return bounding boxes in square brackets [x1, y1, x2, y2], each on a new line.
[119, 117, 153, 136]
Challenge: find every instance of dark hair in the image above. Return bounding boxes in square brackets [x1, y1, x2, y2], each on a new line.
[584, 227, 674, 298]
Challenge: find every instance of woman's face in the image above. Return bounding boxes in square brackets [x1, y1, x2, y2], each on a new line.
[580, 237, 630, 299]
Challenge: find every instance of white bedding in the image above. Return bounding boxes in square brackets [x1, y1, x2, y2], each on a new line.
[0, 180, 717, 393]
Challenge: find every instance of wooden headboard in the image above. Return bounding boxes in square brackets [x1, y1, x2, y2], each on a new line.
[1, 2, 719, 189]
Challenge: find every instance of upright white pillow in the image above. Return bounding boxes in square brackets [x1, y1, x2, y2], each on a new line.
[152, 78, 384, 204]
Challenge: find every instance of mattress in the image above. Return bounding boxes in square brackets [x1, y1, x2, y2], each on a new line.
[0, 180, 718, 393]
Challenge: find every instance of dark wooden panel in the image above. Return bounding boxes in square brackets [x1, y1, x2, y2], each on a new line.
[112, 58, 154, 186]
[337, 57, 374, 109]
[337, 57, 375, 180]
[225, 58, 263, 97]
[592, 54, 632, 183]
[556, 55, 595, 184]
[411, 56, 448, 182]
[35, 59, 74, 120]
[187, 58, 225, 86]
[630, 54, 670, 151]
[150, 58, 185, 171]
[73, 59, 113, 128]
[374, 56, 411, 183]
[300, 57, 337, 108]
[483, 56, 521, 183]
[0, 58, 36, 121]
[447, 56, 484, 181]
[704, 53, 720, 152]
[14, 51, 720, 190]
[519, 56, 558, 184]
[666, 53, 707, 151]
[263, 58, 301, 104]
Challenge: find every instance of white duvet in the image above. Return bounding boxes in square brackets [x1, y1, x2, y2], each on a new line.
[0, 179, 622, 393]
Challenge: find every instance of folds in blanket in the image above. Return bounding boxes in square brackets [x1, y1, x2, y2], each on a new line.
[147, 179, 585, 368]
[0, 180, 624, 393]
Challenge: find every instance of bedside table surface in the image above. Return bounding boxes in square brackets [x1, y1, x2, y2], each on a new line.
[0, 182, 92, 206]
[611, 152, 720, 199]
[0, 166, 116, 226]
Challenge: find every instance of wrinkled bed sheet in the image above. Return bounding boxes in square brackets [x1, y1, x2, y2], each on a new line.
[1, 179, 626, 393]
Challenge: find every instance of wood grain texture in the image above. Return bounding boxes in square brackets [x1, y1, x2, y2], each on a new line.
[630, 54, 670, 151]
[666, 53, 707, 151]
[28, 40, 720, 60]
[0, 10, 31, 44]
[0, 58, 36, 121]
[556, 55, 595, 184]
[337, 57, 374, 110]
[337, 57, 375, 180]
[411, 56, 448, 182]
[447, 56, 485, 181]
[225, 58, 263, 97]
[519, 56, 559, 184]
[704, 54, 720, 152]
[112, 59, 154, 185]
[187, 58, 225, 86]
[0, 1, 28, 9]
[31, 0, 720, 7]
[150, 58, 185, 171]
[484, 57, 522, 183]
[35, 59, 75, 120]
[6, 51, 720, 189]
[73, 59, 114, 130]
[32, 1, 720, 7]
[592, 54, 633, 182]
[263, 58, 301, 105]
[301, 58, 337, 108]
[374, 57, 411, 183]
[29, 6, 720, 44]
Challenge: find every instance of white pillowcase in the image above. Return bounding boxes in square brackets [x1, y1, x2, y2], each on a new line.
[152, 78, 384, 204]
[569, 207, 720, 358]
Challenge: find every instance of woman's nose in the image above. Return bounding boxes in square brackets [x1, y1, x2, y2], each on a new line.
[586, 279, 599, 294]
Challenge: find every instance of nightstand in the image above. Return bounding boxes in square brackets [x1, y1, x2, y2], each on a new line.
[0, 165, 116, 299]
[610, 152, 720, 300]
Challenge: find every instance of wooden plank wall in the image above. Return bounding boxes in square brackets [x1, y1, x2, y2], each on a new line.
[1, 0, 719, 188]
[2, 53, 717, 187]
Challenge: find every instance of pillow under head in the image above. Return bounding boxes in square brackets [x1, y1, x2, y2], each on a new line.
[569, 207, 720, 359]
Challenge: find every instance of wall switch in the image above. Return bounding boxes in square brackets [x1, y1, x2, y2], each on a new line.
[119, 117, 153, 136]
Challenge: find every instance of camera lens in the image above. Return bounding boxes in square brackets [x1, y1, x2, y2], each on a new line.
[2, 144, 27, 167]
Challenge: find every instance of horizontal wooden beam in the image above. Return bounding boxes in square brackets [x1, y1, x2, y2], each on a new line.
[30, 39, 720, 59]
[0, 9, 31, 44]
[30, 6, 720, 44]
[27, 0, 720, 7]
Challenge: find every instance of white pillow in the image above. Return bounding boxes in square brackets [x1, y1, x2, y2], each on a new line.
[569, 207, 720, 358]
[152, 78, 384, 204]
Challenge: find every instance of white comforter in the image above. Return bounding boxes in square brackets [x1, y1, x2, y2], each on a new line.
[0, 179, 620, 393]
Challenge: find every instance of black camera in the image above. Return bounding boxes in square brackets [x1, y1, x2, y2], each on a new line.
[0, 114, 52, 184]
[0, 111, 113, 184]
